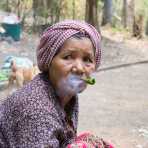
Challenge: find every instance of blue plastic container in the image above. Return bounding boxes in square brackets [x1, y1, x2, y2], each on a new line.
[2, 23, 21, 41]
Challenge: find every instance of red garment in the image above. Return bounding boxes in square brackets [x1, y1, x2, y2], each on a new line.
[67, 132, 114, 148]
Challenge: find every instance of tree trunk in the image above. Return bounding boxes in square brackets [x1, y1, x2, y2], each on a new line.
[17, 0, 21, 18]
[32, 0, 61, 32]
[133, 14, 144, 38]
[122, 0, 135, 32]
[85, 0, 100, 31]
[72, 0, 75, 19]
[102, 0, 113, 26]
[32, 0, 37, 32]
[6, 0, 10, 12]
[145, 17, 148, 36]
[122, 0, 127, 28]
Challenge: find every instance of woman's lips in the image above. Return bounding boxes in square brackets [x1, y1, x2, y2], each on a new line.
[65, 74, 86, 93]
[57, 74, 88, 95]
[56, 75, 87, 99]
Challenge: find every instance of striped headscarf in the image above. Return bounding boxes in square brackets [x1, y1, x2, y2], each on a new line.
[37, 20, 101, 72]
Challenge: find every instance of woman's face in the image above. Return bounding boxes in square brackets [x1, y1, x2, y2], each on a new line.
[48, 37, 96, 96]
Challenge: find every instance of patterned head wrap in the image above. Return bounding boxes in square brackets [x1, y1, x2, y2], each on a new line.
[37, 20, 101, 72]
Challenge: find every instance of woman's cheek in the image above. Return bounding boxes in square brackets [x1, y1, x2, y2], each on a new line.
[86, 65, 95, 74]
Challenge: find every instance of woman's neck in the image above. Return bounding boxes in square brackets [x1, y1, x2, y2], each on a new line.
[48, 74, 74, 107]
[60, 93, 73, 107]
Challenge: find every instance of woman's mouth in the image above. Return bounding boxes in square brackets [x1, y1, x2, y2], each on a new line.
[68, 75, 87, 93]
[57, 74, 87, 95]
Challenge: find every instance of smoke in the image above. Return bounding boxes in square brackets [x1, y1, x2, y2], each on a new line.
[57, 74, 87, 97]
[67, 74, 86, 93]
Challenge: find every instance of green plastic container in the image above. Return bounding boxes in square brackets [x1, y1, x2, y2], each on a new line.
[2, 23, 21, 41]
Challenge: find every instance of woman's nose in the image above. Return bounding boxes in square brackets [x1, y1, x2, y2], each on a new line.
[72, 60, 85, 75]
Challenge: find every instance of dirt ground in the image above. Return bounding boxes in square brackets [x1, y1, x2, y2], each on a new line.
[0, 29, 148, 148]
[78, 64, 148, 148]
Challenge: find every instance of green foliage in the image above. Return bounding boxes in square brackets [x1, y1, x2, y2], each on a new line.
[59, 0, 85, 20]
[111, 26, 127, 33]
[0, 1, 9, 11]
[135, 0, 148, 16]
[0, 0, 147, 35]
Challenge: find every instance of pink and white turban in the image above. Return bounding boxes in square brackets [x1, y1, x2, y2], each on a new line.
[37, 20, 101, 72]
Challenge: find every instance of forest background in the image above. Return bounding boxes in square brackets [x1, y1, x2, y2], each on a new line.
[0, 0, 148, 38]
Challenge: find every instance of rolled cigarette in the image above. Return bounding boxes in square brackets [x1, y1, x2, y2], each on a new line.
[82, 77, 96, 85]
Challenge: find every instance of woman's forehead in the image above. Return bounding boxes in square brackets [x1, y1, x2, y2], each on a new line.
[59, 37, 95, 55]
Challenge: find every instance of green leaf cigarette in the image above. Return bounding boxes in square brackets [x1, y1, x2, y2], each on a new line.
[83, 77, 96, 85]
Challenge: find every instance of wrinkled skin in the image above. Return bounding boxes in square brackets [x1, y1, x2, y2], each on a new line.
[48, 37, 96, 106]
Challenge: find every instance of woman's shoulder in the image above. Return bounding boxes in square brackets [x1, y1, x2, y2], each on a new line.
[9, 73, 48, 98]
[1, 73, 54, 118]
[22, 72, 50, 100]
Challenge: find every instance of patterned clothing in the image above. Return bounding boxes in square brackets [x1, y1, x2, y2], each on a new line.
[0, 73, 79, 148]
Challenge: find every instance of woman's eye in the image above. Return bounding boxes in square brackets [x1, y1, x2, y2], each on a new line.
[63, 55, 72, 60]
[83, 57, 93, 63]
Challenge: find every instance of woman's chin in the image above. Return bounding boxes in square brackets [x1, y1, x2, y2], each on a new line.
[78, 88, 86, 93]
[57, 76, 87, 96]
[76, 83, 87, 94]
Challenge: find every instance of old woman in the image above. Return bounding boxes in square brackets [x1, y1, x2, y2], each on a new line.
[0, 20, 112, 148]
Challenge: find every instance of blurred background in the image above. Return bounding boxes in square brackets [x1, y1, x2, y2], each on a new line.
[0, 0, 148, 36]
[0, 0, 148, 148]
